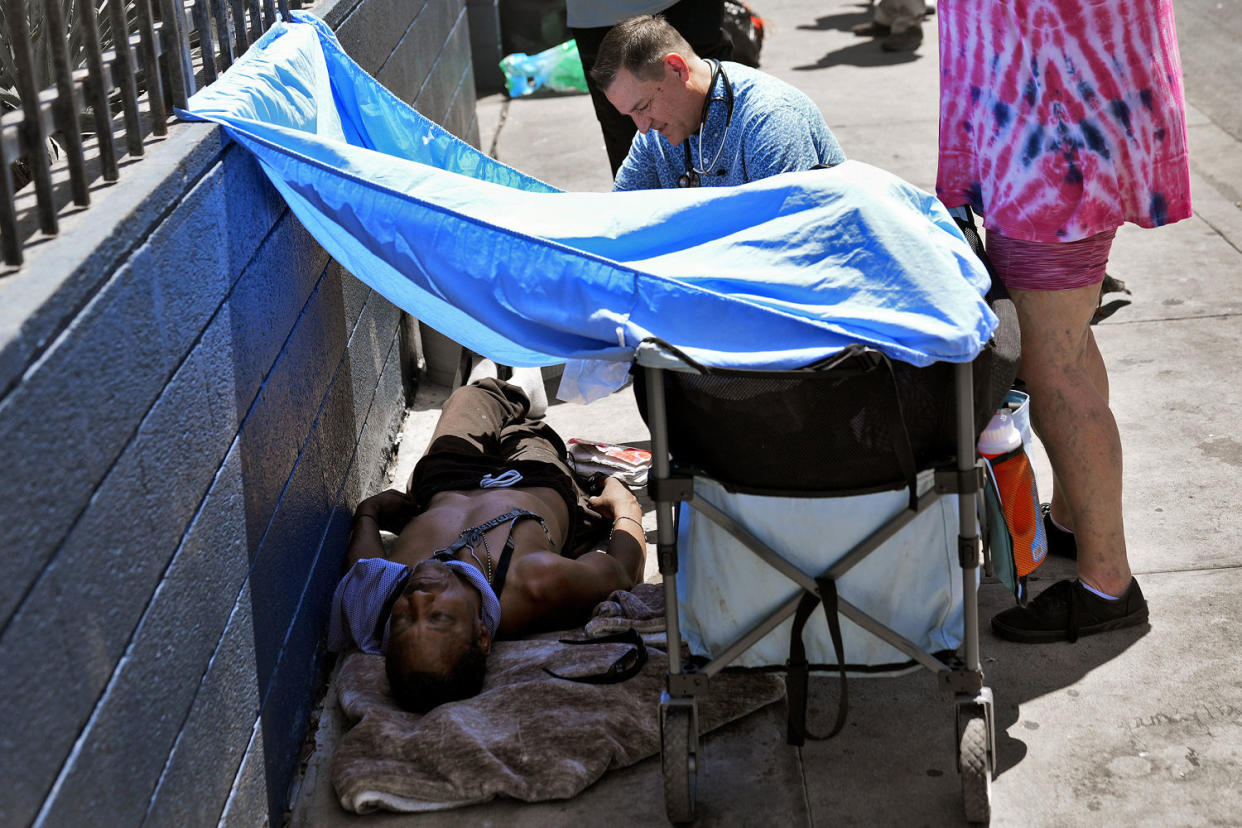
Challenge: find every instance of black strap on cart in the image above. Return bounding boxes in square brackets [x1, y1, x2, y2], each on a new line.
[785, 575, 849, 745]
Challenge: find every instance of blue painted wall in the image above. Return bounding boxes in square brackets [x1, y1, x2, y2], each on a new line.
[0, 0, 478, 823]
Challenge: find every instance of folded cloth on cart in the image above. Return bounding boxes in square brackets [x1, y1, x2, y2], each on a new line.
[331, 584, 782, 813]
[678, 477, 966, 671]
[180, 14, 997, 391]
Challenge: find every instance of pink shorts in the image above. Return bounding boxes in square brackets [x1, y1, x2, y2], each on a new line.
[987, 229, 1115, 292]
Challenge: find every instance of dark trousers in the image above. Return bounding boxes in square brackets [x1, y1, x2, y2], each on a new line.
[421, 377, 566, 466]
[572, 0, 733, 176]
[408, 379, 606, 556]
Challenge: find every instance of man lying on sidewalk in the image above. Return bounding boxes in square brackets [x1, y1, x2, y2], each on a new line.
[326, 373, 646, 713]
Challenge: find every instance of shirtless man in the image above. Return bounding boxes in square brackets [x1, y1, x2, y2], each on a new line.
[327, 377, 646, 713]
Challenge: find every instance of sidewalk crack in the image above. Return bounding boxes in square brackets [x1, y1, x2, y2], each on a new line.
[1136, 563, 1242, 575]
[487, 98, 510, 160]
[797, 745, 815, 827]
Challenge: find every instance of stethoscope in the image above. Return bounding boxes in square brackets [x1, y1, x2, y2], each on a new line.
[677, 60, 735, 188]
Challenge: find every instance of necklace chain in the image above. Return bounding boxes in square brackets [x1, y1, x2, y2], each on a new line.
[480, 534, 493, 583]
[467, 537, 494, 584]
[444, 508, 546, 585]
[461, 512, 551, 585]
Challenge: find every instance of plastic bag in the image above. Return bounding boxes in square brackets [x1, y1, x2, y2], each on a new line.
[499, 39, 588, 97]
[568, 439, 651, 489]
[555, 358, 630, 404]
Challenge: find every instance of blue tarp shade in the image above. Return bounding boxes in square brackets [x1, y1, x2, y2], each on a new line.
[181, 13, 997, 371]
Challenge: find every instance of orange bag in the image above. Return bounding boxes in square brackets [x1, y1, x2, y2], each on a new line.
[979, 404, 1047, 603]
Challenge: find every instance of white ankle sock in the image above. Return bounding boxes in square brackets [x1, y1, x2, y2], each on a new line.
[467, 357, 499, 385]
[467, 358, 547, 418]
[1048, 511, 1074, 534]
[1078, 580, 1121, 601]
[509, 366, 547, 418]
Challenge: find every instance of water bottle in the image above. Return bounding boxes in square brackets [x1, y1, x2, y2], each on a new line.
[977, 411, 1022, 459]
[978, 411, 1047, 599]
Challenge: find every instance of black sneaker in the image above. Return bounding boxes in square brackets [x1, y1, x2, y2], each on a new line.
[992, 578, 1148, 643]
[1042, 503, 1078, 560]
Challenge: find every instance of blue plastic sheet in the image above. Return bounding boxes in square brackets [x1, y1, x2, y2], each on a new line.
[181, 13, 997, 371]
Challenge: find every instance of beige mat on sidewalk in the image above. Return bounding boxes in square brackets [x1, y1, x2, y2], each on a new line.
[330, 583, 784, 813]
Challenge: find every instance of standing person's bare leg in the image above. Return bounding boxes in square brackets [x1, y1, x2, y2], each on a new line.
[1047, 325, 1109, 544]
[992, 284, 1147, 642]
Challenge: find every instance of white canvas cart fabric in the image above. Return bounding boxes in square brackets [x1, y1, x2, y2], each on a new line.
[676, 476, 966, 671]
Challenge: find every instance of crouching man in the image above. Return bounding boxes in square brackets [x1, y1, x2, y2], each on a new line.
[327, 377, 646, 712]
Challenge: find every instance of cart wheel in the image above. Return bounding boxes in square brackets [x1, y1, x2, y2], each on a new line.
[959, 713, 992, 824]
[662, 705, 697, 823]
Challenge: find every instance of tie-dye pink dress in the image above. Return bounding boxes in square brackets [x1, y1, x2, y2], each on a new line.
[935, 0, 1192, 243]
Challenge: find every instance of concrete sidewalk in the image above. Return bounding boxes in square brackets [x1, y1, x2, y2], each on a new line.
[292, 1, 1242, 824]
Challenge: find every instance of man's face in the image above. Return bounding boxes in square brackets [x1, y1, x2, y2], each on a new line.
[605, 57, 699, 147]
[386, 559, 490, 674]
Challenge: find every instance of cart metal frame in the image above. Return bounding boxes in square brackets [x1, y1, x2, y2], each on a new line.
[635, 341, 997, 824]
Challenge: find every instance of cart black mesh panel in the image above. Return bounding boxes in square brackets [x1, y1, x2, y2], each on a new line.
[635, 338, 1016, 496]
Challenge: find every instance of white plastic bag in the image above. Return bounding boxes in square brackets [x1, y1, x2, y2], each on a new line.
[568, 439, 651, 488]
[556, 358, 631, 404]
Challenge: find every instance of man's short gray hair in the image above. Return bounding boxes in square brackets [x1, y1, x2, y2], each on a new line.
[591, 15, 695, 89]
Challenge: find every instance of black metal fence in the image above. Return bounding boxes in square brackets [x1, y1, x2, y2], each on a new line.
[0, 0, 301, 267]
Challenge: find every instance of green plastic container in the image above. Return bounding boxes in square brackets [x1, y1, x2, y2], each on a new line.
[499, 39, 588, 98]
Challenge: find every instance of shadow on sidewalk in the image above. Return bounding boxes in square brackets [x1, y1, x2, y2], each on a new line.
[795, 6, 873, 34]
[793, 39, 924, 71]
[977, 561, 1151, 777]
[793, 562, 1150, 793]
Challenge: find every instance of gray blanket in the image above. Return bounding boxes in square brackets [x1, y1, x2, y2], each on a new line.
[331, 583, 783, 813]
